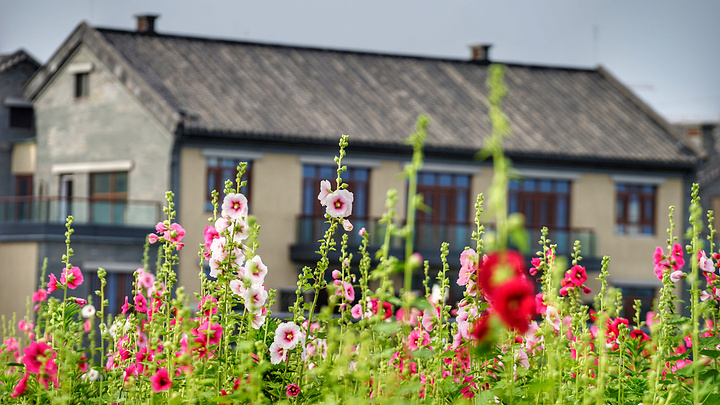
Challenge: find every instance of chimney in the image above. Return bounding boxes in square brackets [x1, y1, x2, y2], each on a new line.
[135, 14, 159, 34]
[469, 44, 492, 64]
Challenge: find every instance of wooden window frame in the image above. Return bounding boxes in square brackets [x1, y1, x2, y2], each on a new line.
[616, 184, 656, 235]
[205, 158, 252, 213]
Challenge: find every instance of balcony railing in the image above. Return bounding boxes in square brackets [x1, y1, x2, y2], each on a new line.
[0, 196, 163, 227]
[295, 216, 595, 257]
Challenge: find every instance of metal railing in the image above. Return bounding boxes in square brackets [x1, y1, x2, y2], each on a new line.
[0, 196, 163, 227]
[295, 216, 596, 256]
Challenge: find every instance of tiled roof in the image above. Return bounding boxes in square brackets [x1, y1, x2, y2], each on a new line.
[35, 25, 702, 167]
[0, 49, 40, 74]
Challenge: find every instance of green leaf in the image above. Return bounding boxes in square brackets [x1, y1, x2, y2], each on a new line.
[374, 322, 400, 335]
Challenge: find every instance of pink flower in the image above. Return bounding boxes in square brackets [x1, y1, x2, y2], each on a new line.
[317, 180, 333, 205]
[566, 265, 588, 286]
[221, 193, 249, 220]
[32, 289, 48, 303]
[229, 279, 245, 296]
[138, 270, 155, 290]
[121, 296, 130, 314]
[155, 222, 167, 234]
[670, 270, 685, 283]
[164, 223, 185, 243]
[671, 243, 685, 269]
[134, 294, 148, 314]
[242, 284, 268, 310]
[47, 274, 59, 293]
[342, 218, 353, 231]
[274, 321, 302, 350]
[322, 189, 353, 218]
[407, 329, 431, 350]
[358, 227, 366, 236]
[22, 341, 55, 374]
[193, 320, 223, 346]
[11, 373, 29, 398]
[269, 342, 287, 364]
[351, 303, 364, 319]
[148, 233, 159, 244]
[331, 269, 341, 280]
[699, 251, 715, 273]
[245, 255, 268, 285]
[286, 382, 300, 398]
[60, 266, 83, 289]
[150, 368, 172, 392]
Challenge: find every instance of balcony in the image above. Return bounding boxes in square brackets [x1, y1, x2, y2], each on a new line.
[291, 215, 596, 265]
[0, 196, 162, 227]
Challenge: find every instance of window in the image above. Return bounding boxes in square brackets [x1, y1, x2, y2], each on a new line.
[415, 172, 471, 249]
[90, 172, 128, 225]
[8, 106, 33, 129]
[616, 184, 655, 235]
[619, 286, 656, 325]
[301, 164, 369, 242]
[13, 175, 33, 221]
[88, 271, 135, 315]
[206, 158, 251, 212]
[75, 73, 89, 98]
[509, 178, 571, 253]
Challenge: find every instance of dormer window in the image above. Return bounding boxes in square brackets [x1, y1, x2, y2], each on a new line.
[75, 73, 89, 98]
[68, 62, 93, 99]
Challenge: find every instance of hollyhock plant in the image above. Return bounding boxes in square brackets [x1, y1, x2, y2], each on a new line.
[322, 189, 354, 219]
[274, 322, 302, 350]
[221, 192, 249, 220]
[150, 368, 172, 392]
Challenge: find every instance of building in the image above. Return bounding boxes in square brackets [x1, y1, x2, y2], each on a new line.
[3, 16, 701, 320]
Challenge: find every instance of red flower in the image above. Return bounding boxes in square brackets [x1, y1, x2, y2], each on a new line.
[470, 313, 492, 342]
[477, 250, 527, 300]
[492, 276, 536, 334]
[567, 265, 588, 287]
[22, 341, 55, 374]
[150, 368, 172, 392]
[11, 373, 29, 398]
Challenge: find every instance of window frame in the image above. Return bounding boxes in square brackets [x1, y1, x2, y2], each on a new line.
[616, 183, 656, 235]
[75, 72, 90, 99]
[205, 158, 252, 213]
[90, 171, 128, 224]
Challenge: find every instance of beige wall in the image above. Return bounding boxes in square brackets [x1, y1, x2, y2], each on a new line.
[0, 242, 39, 320]
[11, 141, 36, 174]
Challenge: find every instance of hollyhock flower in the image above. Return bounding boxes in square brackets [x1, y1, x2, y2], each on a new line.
[155, 222, 167, 234]
[198, 295, 219, 316]
[11, 373, 29, 398]
[492, 276, 536, 334]
[164, 223, 185, 244]
[351, 303, 364, 319]
[250, 307, 267, 330]
[32, 289, 48, 303]
[150, 368, 172, 392]
[245, 255, 268, 285]
[83, 368, 100, 381]
[121, 296, 130, 314]
[47, 274, 60, 293]
[653, 246, 665, 265]
[269, 342, 287, 364]
[671, 270, 685, 283]
[221, 193, 249, 220]
[470, 313, 492, 342]
[671, 243, 685, 269]
[148, 233, 159, 244]
[653, 264, 668, 280]
[566, 265, 588, 287]
[477, 250, 526, 300]
[545, 305, 562, 331]
[138, 270, 155, 290]
[60, 266, 83, 289]
[286, 383, 300, 398]
[214, 218, 230, 233]
[701, 290, 713, 302]
[134, 294, 148, 314]
[193, 321, 223, 345]
[334, 280, 355, 302]
[342, 218, 353, 231]
[82, 304, 96, 319]
[331, 269, 341, 279]
[358, 227, 366, 236]
[317, 179, 333, 205]
[535, 292, 547, 315]
[229, 279, 246, 296]
[323, 189, 354, 219]
[274, 322, 302, 350]
[22, 341, 55, 374]
[407, 329, 431, 350]
[699, 250, 715, 273]
[242, 284, 268, 310]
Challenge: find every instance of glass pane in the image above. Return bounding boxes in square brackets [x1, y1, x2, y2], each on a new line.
[221, 158, 235, 167]
[456, 175, 470, 188]
[92, 201, 111, 224]
[617, 184, 626, 192]
[642, 185, 654, 194]
[456, 191, 467, 222]
[509, 195, 518, 214]
[320, 166, 335, 179]
[303, 183, 314, 215]
[557, 199, 567, 227]
[207, 157, 218, 166]
[420, 173, 435, 185]
[539, 179, 552, 193]
[509, 180, 519, 190]
[355, 189, 367, 217]
[438, 174, 452, 187]
[556, 181, 569, 193]
[114, 172, 128, 193]
[629, 195, 640, 223]
[644, 199, 653, 221]
[92, 173, 111, 194]
[523, 179, 535, 191]
[303, 165, 315, 178]
[355, 169, 368, 182]
[113, 202, 126, 224]
[617, 199, 624, 221]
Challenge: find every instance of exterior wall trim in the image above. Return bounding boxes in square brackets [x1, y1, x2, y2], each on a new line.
[202, 148, 264, 161]
[300, 155, 381, 168]
[611, 174, 666, 185]
[83, 261, 141, 273]
[51, 160, 133, 174]
[418, 162, 482, 174]
[515, 168, 580, 180]
[67, 62, 94, 74]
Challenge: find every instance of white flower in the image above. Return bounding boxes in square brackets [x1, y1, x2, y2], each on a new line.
[82, 304, 96, 319]
[274, 321, 303, 350]
[269, 341, 287, 364]
[83, 368, 100, 381]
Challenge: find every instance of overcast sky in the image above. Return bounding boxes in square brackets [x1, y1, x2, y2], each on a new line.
[1, 0, 718, 123]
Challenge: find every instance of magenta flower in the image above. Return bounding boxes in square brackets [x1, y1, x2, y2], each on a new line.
[134, 294, 148, 314]
[32, 289, 48, 303]
[60, 266, 83, 289]
[47, 274, 59, 293]
[322, 189, 354, 219]
[149, 368, 172, 392]
[221, 193, 249, 220]
[164, 223, 185, 243]
[148, 233, 159, 244]
[11, 373, 29, 398]
[407, 329, 431, 350]
[193, 320, 223, 346]
[286, 382, 300, 398]
[22, 341, 55, 374]
[155, 222, 167, 234]
[121, 296, 130, 314]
